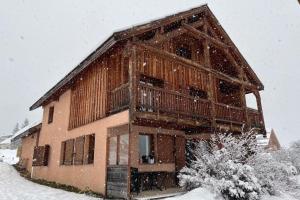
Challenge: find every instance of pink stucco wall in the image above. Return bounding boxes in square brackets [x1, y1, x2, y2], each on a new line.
[32, 89, 129, 194]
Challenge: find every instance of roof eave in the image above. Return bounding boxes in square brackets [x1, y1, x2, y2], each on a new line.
[30, 35, 117, 110]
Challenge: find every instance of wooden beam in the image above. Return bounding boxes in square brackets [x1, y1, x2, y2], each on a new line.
[114, 6, 208, 40]
[146, 20, 204, 45]
[132, 42, 258, 89]
[182, 23, 229, 49]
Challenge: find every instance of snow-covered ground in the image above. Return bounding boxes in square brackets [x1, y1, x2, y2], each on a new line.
[0, 162, 98, 200]
[0, 149, 19, 164]
[168, 176, 300, 200]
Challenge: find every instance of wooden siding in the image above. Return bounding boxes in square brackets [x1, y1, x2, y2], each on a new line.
[106, 166, 128, 199]
[69, 47, 128, 129]
[136, 47, 209, 92]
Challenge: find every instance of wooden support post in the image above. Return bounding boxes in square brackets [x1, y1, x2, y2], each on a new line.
[254, 91, 266, 134]
[127, 44, 138, 198]
[203, 21, 217, 131]
[240, 86, 249, 131]
[129, 45, 138, 122]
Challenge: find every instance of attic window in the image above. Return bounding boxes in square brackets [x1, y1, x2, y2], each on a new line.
[137, 30, 156, 41]
[163, 20, 182, 33]
[187, 13, 201, 24]
[176, 45, 192, 59]
[48, 106, 54, 124]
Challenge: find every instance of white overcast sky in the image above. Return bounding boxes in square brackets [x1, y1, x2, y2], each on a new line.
[0, 0, 299, 146]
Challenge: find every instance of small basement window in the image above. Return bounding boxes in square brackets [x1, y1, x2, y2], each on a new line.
[48, 106, 54, 124]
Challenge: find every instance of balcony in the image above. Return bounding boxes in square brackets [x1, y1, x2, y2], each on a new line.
[109, 83, 264, 130]
[215, 103, 246, 124]
[247, 108, 264, 129]
[136, 83, 211, 120]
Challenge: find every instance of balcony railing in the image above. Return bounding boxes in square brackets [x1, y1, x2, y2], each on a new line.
[109, 83, 263, 129]
[110, 83, 130, 113]
[215, 103, 246, 123]
[137, 83, 211, 119]
[247, 108, 263, 128]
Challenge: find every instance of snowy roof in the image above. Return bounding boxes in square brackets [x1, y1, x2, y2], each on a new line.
[256, 129, 280, 149]
[29, 4, 263, 111]
[0, 137, 11, 145]
[256, 133, 271, 146]
[0, 121, 42, 144]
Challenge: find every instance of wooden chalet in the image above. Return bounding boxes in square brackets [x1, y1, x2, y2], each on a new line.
[29, 5, 266, 199]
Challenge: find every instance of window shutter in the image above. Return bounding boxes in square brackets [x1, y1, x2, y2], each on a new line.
[87, 134, 95, 164]
[157, 134, 175, 163]
[32, 145, 50, 166]
[64, 139, 74, 165]
[60, 142, 66, 165]
[84, 134, 95, 164]
[175, 136, 186, 171]
[43, 145, 50, 166]
[33, 146, 44, 166]
[74, 136, 85, 165]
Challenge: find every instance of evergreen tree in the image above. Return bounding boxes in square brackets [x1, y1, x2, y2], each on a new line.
[21, 118, 29, 128]
[12, 123, 19, 134]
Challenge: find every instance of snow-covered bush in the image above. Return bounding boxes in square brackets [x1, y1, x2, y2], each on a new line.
[250, 151, 297, 195]
[179, 131, 261, 200]
[179, 130, 298, 199]
[289, 140, 300, 172]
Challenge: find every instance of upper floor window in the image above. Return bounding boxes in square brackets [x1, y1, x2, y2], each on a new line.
[140, 74, 164, 88]
[189, 87, 208, 99]
[176, 45, 192, 59]
[48, 106, 54, 124]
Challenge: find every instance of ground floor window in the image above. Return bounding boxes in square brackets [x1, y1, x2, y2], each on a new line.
[108, 134, 129, 166]
[139, 133, 176, 164]
[60, 134, 95, 165]
[139, 134, 155, 164]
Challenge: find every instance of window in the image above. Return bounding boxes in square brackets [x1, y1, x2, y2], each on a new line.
[176, 45, 192, 59]
[140, 75, 164, 88]
[85, 134, 95, 164]
[74, 136, 85, 165]
[108, 137, 117, 165]
[32, 145, 50, 166]
[60, 134, 95, 165]
[189, 87, 208, 99]
[139, 134, 155, 164]
[119, 134, 129, 165]
[108, 134, 129, 165]
[48, 106, 54, 124]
